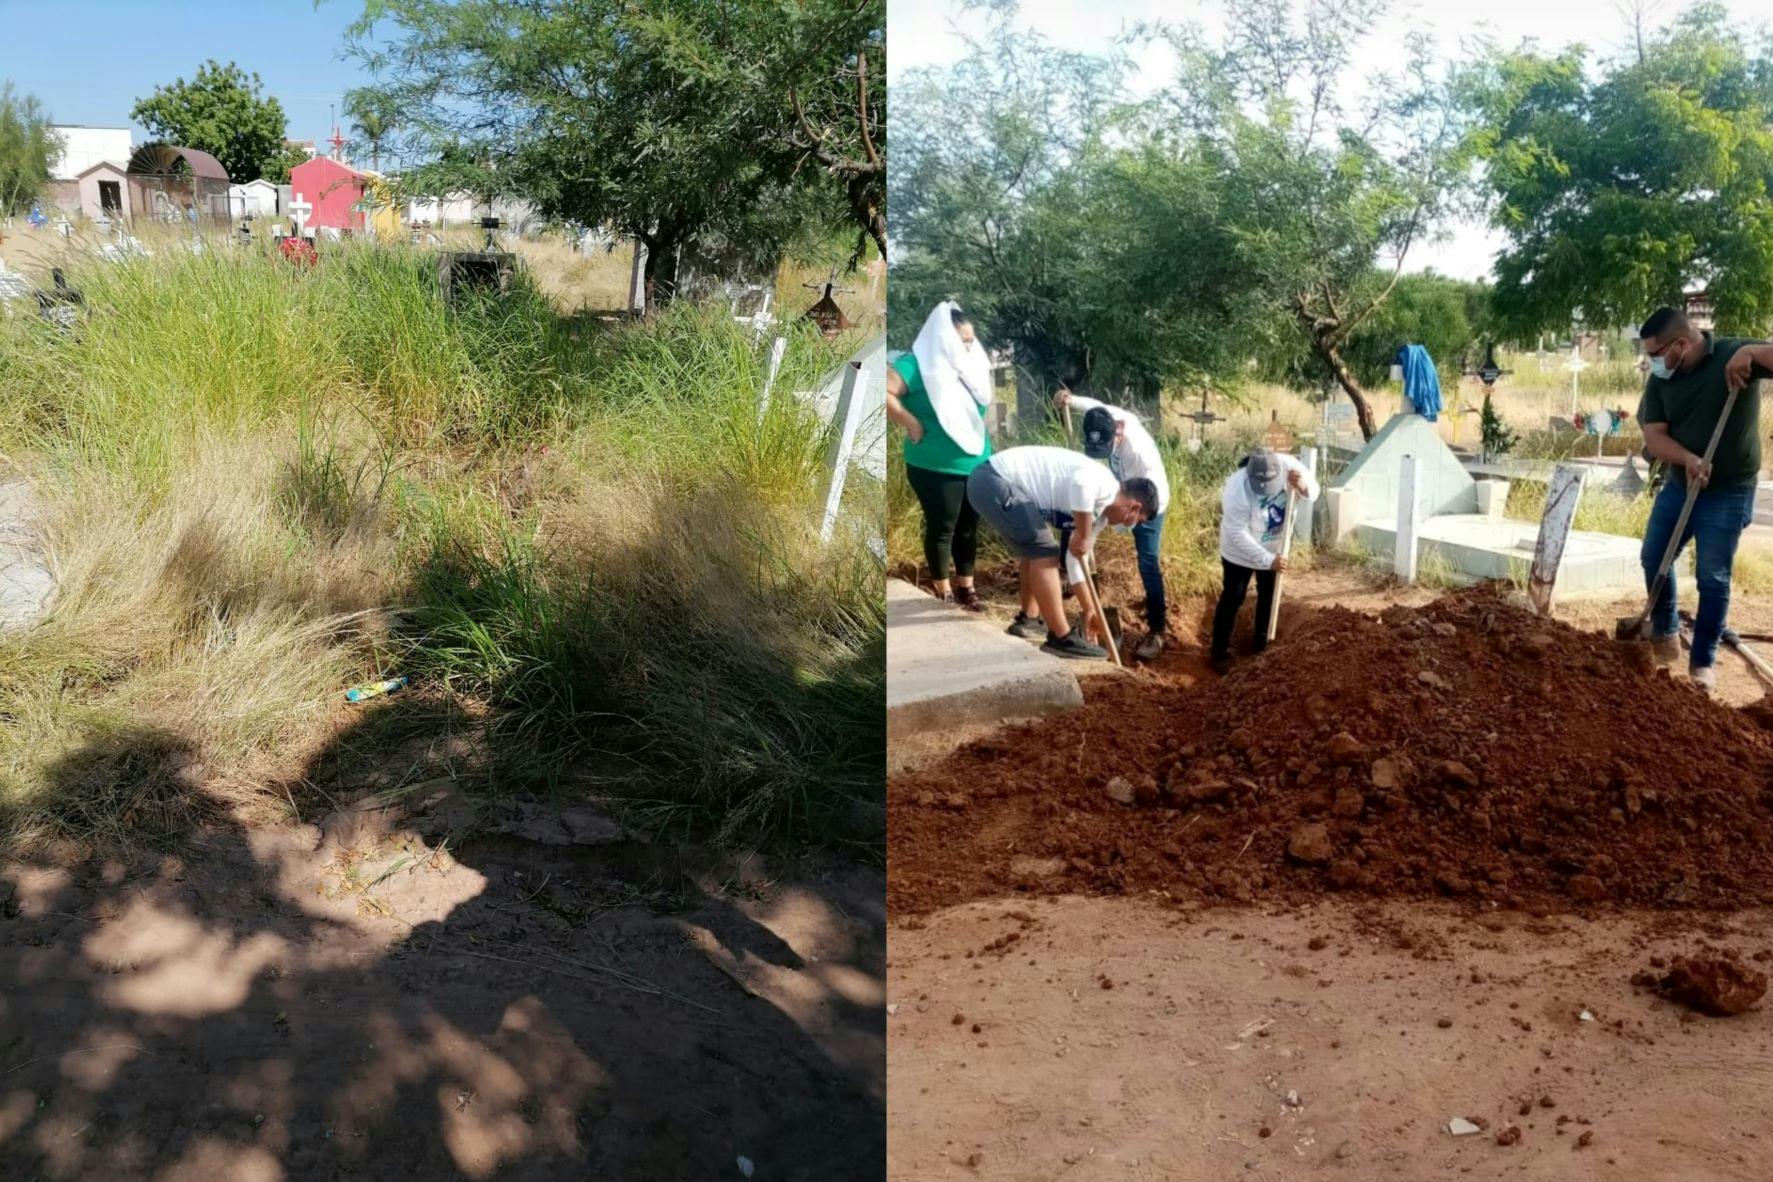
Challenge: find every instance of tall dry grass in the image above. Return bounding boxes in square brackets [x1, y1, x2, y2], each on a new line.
[0, 233, 882, 852]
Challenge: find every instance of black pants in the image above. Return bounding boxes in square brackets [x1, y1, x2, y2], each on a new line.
[906, 464, 979, 581]
[1212, 560, 1276, 658]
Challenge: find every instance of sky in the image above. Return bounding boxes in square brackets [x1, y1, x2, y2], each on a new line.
[888, 0, 1773, 281]
[0, 0, 372, 150]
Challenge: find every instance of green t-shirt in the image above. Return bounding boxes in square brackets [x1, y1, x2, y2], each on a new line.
[894, 353, 991, 476]
[1637, 334, 1770, 487]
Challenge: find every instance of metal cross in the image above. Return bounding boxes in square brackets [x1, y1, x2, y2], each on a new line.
[1180, 388, 1224, 445]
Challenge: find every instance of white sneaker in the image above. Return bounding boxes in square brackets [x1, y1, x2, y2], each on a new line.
[1690, 664, 1717, 692]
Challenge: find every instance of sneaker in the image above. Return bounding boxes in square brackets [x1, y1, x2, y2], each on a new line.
[1210, 653, 1232, 675]
[1041, 631, 1108, 660]
[1134, 633, 1165, 661]
[1651, 634, 1681, 664]
[1006, 612, 1047, 640]
[1690, 664, 1717, 692]
[953, 585, 986, 613]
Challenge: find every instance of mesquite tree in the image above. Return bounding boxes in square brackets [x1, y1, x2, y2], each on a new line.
[345, 0, 884, 306]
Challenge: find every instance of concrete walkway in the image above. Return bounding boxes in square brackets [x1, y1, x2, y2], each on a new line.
[886, 578, 1083, 739]
[0, 480, 54, 630]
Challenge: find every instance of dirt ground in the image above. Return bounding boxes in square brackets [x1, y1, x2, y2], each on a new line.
[888, 896, 1773, 1181]
[0, 769, 885, 1180]
[887, 566, 1773, 1181]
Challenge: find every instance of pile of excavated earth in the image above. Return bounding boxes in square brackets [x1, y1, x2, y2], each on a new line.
[890, 589, 1773, 917]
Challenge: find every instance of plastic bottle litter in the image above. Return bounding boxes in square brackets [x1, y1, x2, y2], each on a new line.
[345, 676, 409, 703]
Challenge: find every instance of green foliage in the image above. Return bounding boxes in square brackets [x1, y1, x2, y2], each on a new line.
[890, 0, 1474, 432]
[1260, 271, 1491, 390]
[1469, 4, 1773, 336]
[0, 83, 59, 215]
[1480, 389, 1518, 457]
[260, 143, 312, 185]
[130, 60, 290, 182]
[345, 0, 884, 297]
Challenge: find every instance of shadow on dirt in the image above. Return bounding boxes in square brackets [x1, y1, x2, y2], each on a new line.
[0, 713, 884, 1180]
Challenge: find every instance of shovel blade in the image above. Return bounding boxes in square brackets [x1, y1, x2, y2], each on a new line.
[1615, 614, 1651, 641]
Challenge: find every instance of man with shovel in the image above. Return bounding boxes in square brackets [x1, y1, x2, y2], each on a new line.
[1211, 449, 1318, 674]
[966, 445, 1161, 660]
[1053, 391, 1173, 660]
[1634, 306, 1773, 691]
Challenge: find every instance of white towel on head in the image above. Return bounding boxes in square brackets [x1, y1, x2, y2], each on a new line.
[911, 300, 992, 457]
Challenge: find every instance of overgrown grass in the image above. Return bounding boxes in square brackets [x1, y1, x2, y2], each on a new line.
[0, 235, 882, 853]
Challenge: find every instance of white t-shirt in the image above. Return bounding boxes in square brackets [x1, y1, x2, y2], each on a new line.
[1219, 454, 1320, 570]
[1068, 395, 1170, 515]
[990, 445, 1120, 585]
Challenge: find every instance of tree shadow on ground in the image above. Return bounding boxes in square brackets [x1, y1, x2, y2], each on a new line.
[0, 712, 884, 1180]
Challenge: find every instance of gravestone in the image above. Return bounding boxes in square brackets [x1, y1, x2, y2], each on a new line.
[34, 268, 83, 332]
[438, 250, 514, 302]
[1262, 410, 1295, 453]
[1528, 464, 1585, 615]
[802, 269, 855, 338]
[0, 479, 54, 630]
[1179, 389, 1224, 451]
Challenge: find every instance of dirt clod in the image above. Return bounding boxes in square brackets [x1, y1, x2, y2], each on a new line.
[1497, 1125, 1522, 1147]
[1287, 822, 1334, 866]
[1650, 954, 1768, 1016]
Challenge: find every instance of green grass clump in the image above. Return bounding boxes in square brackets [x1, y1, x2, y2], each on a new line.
[0, 236, 881, 853]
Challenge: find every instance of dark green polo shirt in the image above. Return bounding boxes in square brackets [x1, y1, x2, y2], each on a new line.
[1637, 334, 1770, 487]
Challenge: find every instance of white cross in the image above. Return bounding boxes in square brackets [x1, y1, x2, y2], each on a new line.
[288, 193, 313, 237]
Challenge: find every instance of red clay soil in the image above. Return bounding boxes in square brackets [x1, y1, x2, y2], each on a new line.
[890, 588, 1773, 916]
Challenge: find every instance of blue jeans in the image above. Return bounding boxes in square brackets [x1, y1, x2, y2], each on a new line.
[1056, 511, 1168, 633]
[1641, 478, 1755, 667]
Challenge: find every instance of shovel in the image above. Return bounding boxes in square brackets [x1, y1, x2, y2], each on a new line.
[1615, 386, 1742, 641]
[1678, 611, 1773, 688]
[1267, 488, 1298, 642]
[1083, 555, 1123, 668]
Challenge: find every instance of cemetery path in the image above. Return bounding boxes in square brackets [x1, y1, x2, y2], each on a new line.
[0, 724, 884, 1180]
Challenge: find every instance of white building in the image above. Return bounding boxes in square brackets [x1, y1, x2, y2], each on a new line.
[45, 125, 133, 218]
[50, 125, 132, 180]
[228, 180, 280, 218]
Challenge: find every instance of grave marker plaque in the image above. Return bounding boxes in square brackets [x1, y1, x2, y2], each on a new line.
[1529, 464, 1585, 616]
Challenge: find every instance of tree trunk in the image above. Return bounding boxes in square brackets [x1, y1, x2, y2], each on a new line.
[641, 234, 681, 310]
[1315, 334, 1379, 441]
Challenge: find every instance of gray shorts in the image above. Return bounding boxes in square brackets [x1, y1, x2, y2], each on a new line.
[967, 462, 1062, 562]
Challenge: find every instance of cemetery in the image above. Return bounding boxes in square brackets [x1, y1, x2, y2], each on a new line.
[0, 0, 896, 1173]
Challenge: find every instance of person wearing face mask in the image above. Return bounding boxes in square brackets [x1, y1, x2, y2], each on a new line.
[1636, 305, 1773, 691]
[887, 301, 994, 611]
[1052, 390, 1173, 660]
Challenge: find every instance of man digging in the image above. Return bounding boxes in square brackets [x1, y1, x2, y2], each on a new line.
[1054, 390, 1173, 660]
[1211, 448, 1319, 673]
[966, 445, 1160, 660]
[1635, 306, 1773, 691]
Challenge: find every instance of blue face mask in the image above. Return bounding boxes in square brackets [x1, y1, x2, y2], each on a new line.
[1649, 339, 1683, 380]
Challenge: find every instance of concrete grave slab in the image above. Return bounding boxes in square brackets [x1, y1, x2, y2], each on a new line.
[0, 480, 55, 630]
[1351, 513, 1641, 598]
[887, 578, 1083, 739]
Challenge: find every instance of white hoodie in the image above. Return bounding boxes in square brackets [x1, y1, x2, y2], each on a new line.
[1066, 394, 1170, 515]
[1219, 455, 1319, 570]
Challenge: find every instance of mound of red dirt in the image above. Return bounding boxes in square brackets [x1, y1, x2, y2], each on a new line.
[890, 589, 1773, 915]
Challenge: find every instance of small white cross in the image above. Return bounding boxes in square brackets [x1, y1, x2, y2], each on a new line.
[288, 193, 313, 236]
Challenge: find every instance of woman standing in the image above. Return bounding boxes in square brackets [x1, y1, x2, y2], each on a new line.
[886, 301, 994, 610]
